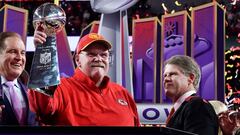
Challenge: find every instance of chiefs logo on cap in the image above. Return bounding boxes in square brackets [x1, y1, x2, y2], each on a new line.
[88, 33, 103, 40]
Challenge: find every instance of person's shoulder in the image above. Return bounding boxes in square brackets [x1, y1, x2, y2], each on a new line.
[108, 82, 129, 92]
[183, 96, 217, 116]
[57, 76, 75, 89]
[60, 75, 73, 83]
[185, 96, 210, 106]
[109, 81, 124, 89]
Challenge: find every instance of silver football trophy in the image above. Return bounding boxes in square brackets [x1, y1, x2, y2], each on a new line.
[28, 3, 66, 96]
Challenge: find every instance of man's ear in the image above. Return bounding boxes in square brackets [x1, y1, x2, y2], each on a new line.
[188, 73, 195, 84]
[75, 54, 81, 67]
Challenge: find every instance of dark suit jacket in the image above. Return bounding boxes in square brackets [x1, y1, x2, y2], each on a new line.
[166, 95, 219, 135]
[0, 77, 36, 125]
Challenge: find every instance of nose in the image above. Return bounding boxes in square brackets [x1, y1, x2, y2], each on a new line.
[92, 54, 102, 61]
[163, 75, 171, 83]
[15, 52, 21, 59]
[15, 51, 24, 60]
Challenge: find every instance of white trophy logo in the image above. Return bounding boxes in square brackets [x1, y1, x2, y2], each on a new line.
[40, 52, 51, 64]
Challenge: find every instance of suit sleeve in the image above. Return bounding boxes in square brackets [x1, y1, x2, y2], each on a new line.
[183, 98, 219, 135]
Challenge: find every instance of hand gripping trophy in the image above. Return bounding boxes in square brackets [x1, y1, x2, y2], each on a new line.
[28, 3, 66, 96]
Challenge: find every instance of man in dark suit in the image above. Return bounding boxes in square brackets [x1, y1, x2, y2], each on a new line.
[0, 32, 36, 125]
[163, 55, 219, 135]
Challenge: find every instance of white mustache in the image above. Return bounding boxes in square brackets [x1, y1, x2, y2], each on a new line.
[91, 64, 104, 68]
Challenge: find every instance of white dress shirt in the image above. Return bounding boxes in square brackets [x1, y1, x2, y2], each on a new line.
[173, 90, 196, 112]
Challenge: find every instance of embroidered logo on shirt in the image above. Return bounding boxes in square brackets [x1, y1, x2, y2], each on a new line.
[117, 99, 128, 106]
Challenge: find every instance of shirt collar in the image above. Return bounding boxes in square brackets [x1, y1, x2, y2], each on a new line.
[73, 68, 110, 89]
[1, 76, 19, 88]
[173, 90, 196, 111]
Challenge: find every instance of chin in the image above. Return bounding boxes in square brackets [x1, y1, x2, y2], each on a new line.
[12, 71, 22, 78]
[90, 70, 104, 78]
[165, 90, 174, 98]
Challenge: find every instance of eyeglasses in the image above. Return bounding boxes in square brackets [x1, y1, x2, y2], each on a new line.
[80, 51, 109, 59]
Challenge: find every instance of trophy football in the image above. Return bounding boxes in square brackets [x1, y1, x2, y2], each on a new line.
[28, 3, 66, 96]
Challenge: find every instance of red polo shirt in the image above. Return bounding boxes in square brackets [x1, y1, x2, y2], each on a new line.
[29, 68, 140, 126]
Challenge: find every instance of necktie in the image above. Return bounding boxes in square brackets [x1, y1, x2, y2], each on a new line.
[5, 81, 24, 125]
[166, 107, 175, 125]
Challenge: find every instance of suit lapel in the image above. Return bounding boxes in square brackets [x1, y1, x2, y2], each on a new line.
[0, 77, 36, 125]
[167, 94, 198, 126]
[0, 77, 19, 125]
[18, 80, 29, 125]
[3, 93, 19, 125]
[17, 80, 37, 125]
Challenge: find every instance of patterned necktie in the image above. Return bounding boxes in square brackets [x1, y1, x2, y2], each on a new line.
[166, 107, 175, 125]
[5, 81, 24, 125]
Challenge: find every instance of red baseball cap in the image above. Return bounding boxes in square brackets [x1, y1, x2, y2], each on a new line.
[76, 33, 112, 54]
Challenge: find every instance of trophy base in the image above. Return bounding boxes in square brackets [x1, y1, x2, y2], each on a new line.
[32, 85, 57, 97]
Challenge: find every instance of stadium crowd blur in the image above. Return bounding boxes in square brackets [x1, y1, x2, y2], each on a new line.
[0, 0, 240, 133]
[0, 0, 239, 39]
[0, 0, 101, 36]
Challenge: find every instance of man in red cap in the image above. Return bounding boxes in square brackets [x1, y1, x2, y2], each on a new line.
[28, 28, 140, 126]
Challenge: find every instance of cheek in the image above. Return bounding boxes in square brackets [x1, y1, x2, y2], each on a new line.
[23, 56, 26, 61]
[172, 78, 181, 87]
[104, 59, 109, 66]
[22, 57, 26, 65]
[6, 55, 16, 64]
[0, 56, 8, 67]
[176, 78, 187, 88]
[3, 58, 10, 65]
[80, 61, 91, 72]
[104, 61, 109, 71]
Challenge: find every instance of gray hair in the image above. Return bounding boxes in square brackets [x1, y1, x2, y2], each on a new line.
[165, 55, 201, 90]
[0, 32, 22, 53]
